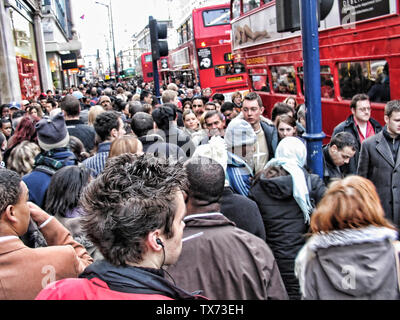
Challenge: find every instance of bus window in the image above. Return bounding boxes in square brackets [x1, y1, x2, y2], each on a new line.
[271, 66, 297, 94]
[338, 60, 390, 102]
[297, 66, 334, 98]
[215, 63, 246, 77]
[232, 0, 241, 19]
[203, 8, 230, 27]
[145, 55, 152, 63]
[249, 68, 269, 92]
[243, 0, 260, 14]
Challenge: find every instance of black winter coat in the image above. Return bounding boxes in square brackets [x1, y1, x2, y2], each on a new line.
[249, 170, 326, 300]
[220, 187, 266, 241]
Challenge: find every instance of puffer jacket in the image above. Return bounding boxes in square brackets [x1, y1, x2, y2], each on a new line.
[295, 226, 400, 300]
[249, 170, 326, 300]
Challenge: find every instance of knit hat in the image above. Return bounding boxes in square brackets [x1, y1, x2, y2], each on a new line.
[224, 118, 256, 148]
[35, 113, 70, 151]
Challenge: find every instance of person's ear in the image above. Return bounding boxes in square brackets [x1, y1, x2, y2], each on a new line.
[384, 115, 390, 125]
[110, 128, 118, 139]
[3, 205, 18, 224]
[147, 231, 163, 252]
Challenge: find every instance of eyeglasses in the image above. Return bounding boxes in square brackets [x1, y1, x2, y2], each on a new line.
[192, 104, 203, 107]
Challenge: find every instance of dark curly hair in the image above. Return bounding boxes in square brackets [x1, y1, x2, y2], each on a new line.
[93, 111, 121, 142]
[80, 153, 188, 266]
[0, 169, 22, 216]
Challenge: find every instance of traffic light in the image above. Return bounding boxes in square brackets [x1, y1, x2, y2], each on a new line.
[276, 0, 334, 33]
[149, 17, 169, 61]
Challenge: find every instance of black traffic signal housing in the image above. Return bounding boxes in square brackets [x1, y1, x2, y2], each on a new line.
[149, 17, 169, 61]
[276, 0, 334, 33]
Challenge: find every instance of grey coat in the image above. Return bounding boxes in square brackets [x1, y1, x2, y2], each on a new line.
[358, 130, 400, 228]
[295, 226, 400, 300]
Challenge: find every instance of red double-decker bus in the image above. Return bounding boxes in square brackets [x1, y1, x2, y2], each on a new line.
[168, 3, 249, 100]
[138, 52, 154, 83]
[230, 0, 400, 139]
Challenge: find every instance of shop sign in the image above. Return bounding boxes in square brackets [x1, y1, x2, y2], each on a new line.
[61, 53, 78, 70]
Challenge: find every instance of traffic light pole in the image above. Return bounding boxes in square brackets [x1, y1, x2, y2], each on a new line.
[153, 57, 161, 103]
[300, 0, 326, 178]
[149, 16, 168, 103]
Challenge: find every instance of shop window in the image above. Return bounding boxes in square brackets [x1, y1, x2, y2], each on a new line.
[338, 60, 389, 102]
[297, 66, 335, 98]
[243, 0, 261, 14]
[249, 69, 269, 92]
[271, 66, 297, 94]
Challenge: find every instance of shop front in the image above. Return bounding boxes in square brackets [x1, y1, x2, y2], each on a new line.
[8, 0, 41, 101]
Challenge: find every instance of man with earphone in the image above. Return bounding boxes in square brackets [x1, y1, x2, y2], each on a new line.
[36, 153, 207, 300]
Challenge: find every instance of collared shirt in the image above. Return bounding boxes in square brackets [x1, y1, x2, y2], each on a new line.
[83, 142, 111, 177]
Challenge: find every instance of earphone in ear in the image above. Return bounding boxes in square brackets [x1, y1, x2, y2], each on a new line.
[156, 238, 164, 247]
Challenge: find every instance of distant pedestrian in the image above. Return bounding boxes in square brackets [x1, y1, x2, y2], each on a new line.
[323, 132, 357, 186]
[62, 95, 96, 153]
[332, 94, 382, 175]
[83, 111, 126, 177]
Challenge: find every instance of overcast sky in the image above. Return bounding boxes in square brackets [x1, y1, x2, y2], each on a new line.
[71, 0, 170, 57]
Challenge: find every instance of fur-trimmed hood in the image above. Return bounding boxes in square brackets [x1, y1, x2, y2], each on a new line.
[295, 226, 398, 298]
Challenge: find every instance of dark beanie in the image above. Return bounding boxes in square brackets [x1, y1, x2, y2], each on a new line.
[35, 113, 69, 151]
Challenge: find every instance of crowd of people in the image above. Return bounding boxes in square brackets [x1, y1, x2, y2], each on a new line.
[0, 78, 399, 300]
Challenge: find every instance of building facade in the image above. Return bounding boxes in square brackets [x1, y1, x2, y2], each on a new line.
[0, 0, 48, 103]
[42, 0, 82, 91]
[0, 0, 81, 105]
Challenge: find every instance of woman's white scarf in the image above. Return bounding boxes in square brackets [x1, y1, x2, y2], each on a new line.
[264, 137, 313, 224]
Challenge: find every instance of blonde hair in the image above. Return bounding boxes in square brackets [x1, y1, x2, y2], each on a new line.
[7, 141, 41, 176]
[108, 135, 143, 159]
[88, 105, 106, 126]
[311, 175, 396, 233]
[167, 83, 179, 91]
[161, 90, 178, 104]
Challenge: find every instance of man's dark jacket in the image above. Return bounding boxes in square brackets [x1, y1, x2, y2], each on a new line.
[261, 121, 279, 160]
[322, 145, 343, 186]
[358, 128, 400, 230]
[66, 119, 96, 152]
[332, 114, 382, 175]
[220, 186, 266, 241]
[138, 133, 186, 162]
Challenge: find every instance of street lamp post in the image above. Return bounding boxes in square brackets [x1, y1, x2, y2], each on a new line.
[95, 0, 118, 80]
